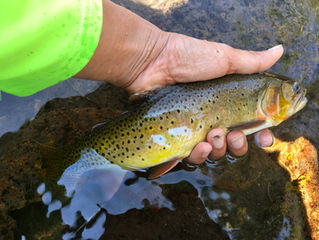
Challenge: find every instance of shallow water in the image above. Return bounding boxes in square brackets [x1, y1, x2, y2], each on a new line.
[1, 0, 319, 239]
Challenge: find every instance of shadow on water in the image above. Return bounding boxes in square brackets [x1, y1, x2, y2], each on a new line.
[1, 0, 319, 239]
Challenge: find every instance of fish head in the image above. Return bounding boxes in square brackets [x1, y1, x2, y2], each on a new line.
[259, 77, 307, 125]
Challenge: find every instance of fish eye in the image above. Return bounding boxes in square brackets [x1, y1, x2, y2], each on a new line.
[292, 82, 300, 93]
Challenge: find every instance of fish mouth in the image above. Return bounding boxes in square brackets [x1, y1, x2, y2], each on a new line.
[294, 88, 308, 113]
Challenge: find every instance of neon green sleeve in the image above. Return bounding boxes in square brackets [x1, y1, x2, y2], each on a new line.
[0, 0, 103, 96]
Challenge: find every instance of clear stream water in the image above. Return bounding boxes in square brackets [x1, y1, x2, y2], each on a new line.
[1, 0, 319, 239]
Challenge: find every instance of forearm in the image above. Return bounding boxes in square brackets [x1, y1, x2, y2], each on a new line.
[75, 0, 169, 89]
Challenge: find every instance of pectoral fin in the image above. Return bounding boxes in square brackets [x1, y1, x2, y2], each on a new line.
[148, 159, 181, 179]
[228, 120, 272, 135]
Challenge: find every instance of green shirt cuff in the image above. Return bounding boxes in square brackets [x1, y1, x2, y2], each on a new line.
[0, 0, 103, 96]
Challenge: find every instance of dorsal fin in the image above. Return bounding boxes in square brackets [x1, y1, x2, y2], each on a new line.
[128, 87, 165, 107]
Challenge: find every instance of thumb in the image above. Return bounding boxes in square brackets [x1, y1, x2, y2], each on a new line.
[225, 44, 284, 74]
[168, 37, 284, 84]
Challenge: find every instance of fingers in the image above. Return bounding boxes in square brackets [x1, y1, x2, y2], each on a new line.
[185, 142, 212, 164]
[207, 128, 227, 161]
[254, 129, 274, 148]
[186, 128, 273, 165]
[185, 129, 248, 165]
[224, 44, 284, 74]
[226, 130, 248, 157]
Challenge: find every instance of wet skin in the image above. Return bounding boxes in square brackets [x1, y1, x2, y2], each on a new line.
[75, 0, 283, 163]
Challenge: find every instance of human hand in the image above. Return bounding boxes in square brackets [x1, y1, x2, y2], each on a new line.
[75, 0, 283, 164]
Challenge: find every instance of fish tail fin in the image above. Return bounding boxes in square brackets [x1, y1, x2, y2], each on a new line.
[40, 143, 70, 182]
[40, 139, 86, 182]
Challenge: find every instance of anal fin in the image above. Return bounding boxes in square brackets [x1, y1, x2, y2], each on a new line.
[148, 159, 181, 179]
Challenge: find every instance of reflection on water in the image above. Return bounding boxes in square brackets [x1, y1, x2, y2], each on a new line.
[35, 146, 297, 239]
[0, 78, 100, 137]
[39, 165, 175, 239]
[1, 0, 319, 239]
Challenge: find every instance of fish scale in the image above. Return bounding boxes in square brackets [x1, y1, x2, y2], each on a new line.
[49, 73, 307, 178]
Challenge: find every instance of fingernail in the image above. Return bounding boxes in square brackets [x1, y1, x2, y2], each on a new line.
[268, 44, 283, 52]
[255, 131, 274, 148]
[212, 135, 225, 149]
[230, 136, 244, 149]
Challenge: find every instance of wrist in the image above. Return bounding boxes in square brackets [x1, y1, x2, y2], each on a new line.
[75, 0, 169, 91]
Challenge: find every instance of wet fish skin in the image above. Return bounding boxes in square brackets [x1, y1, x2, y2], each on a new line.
[67, 72, 306, 172]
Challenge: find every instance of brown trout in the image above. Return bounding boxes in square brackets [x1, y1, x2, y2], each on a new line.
[48, 72, 307, 179]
